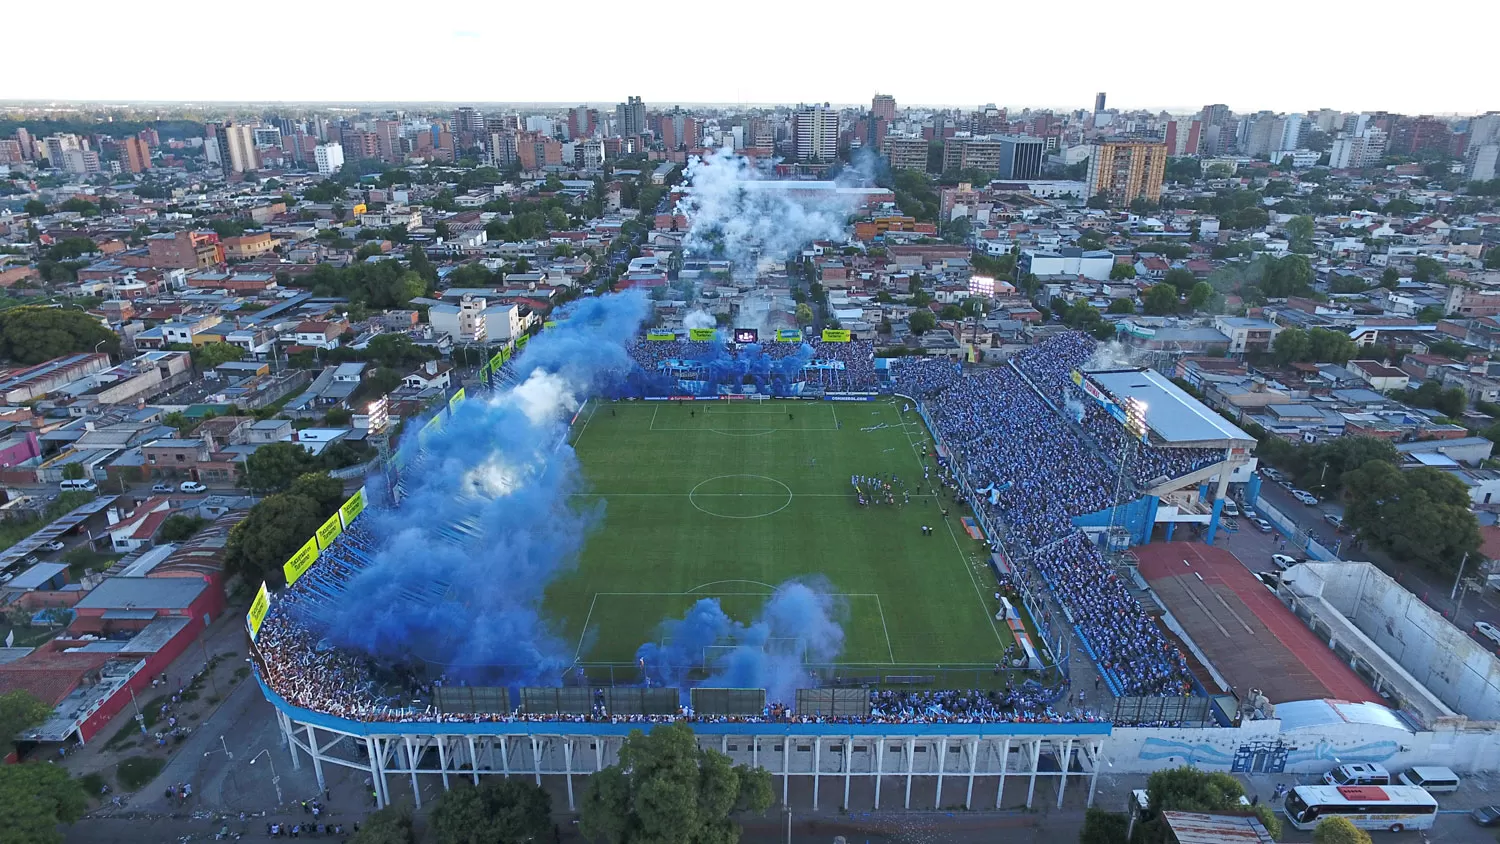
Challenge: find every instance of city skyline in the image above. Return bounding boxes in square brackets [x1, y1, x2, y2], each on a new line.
[7, 0, 1491, 115]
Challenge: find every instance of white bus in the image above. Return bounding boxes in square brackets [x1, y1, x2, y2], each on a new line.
[1284, 785, 1438, 833]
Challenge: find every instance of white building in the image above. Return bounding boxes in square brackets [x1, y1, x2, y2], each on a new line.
[793, 105, 840, 162]
[314, 143, 345, 176]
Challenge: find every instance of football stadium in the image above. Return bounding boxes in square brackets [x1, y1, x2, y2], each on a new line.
[243, 291, 1318, 813]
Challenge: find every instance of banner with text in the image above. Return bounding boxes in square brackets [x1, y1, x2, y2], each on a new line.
[646, 331, 677, 341]
[449, 387, 467, 413]
[281, 535, 320, 587]
[820, 329, 851, 343]
[247, 582, 270, 641]
[489, 350, 505, 372]
[688, 328, 717, 342]
[516, 334, 530, 349]
[776, 329, 803, 342]
[315, 511, 344, 550]
[339, 488, 367, 527]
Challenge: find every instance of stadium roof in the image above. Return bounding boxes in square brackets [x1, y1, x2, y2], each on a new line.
[1086, 368, 1255, 446]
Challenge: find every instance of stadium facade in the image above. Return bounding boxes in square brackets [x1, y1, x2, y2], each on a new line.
[249, 326, 1500, 811]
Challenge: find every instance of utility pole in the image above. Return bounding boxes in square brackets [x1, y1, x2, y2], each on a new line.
[1451, 552, 1469, 602]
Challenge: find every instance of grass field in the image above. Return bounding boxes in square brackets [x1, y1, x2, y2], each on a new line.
[545, 398, 1013, 676]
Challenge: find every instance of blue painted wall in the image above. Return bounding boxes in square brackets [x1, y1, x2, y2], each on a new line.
[1072, 495, 1159, 546]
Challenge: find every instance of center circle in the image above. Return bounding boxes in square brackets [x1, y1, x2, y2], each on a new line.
[688, 474, 793, 519]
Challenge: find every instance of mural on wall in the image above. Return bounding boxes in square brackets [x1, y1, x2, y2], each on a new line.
[1139, 737, 1402, 771]
[1139, 737, 1235, 767]
[1285, 739, 1400, 768]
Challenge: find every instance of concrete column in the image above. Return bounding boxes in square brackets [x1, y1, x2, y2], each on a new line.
[530, 736, 541, 786]
[965, 738, 979, 809]
[1087, 740, 1103, 808]
[596, 737, 604, 776]
[783, 738, 790, 805]
[995, 738, 1010, 809]
[935, 738, 947, 809]
[467, 737, 479, 785]
[875, 741, 884, 810]
[844, 739, 852, 810]
[813, 740, 821, 810]
[564, 740, 575, 811]
[904, 738, 914, 809]
[366, 736, 385, 810]
[404, 736, 421, 809]
[437, 736, 450, 791]
[280, 711, 301, 771]
[1057, 738, 1075, 809]
[305, 724, 325, 791]
[500, 737, 510, 777]
[752, 738, 758, 770]
[1026, 740, 1041, 809]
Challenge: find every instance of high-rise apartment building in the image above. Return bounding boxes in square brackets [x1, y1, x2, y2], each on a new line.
[207, 123, 259, 172]
[314, 143, 344, 176]
[516, 132, 563, 171]
[119, 136, 151, 173]
[882, 135, 929, 172]
[1163, 119, 1202, 156]
[1086, 141, 1168, 204]
[942, 134, 1002, 173]
[793, 104, 840, 162]
[44, 134, 82, 167]
[996, 136, 1045, 179]
[374, 120, 402, 164]
[0, 140, 22, 165]
[453, 107, 481, 136]
[615, 97, 646, 138]
[1094, 92, 1107, 113]
[340, 129, 380, 162]
[872, 94, 897, 123]
[488, 131, 518, 168]
[15, 128, 33, 160]
[252, 126, 282, 148]
[567, 106, 598, 140]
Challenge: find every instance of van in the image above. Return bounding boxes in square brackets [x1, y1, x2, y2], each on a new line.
[1323, 762, 1391, 786]
[59, 479, 98, 493]
[1223, 500, 1240, 517]
[1398, 766, 1460, 793]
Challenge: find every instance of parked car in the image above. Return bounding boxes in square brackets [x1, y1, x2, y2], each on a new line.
[22, 554, 40, 566]
[1475, 620, 1500, 648]
[1241, 507, 1259, 521]
[1277, 479, 1295, 490]
[1222, 500, 1240, 517]
[1252, 518, 1274, 533]
[179, 481, 207, 494]
[1470, 806, 1500, 827]
[41, 540, 65, 553]
[1324, 513, 1344, 530]
[1255, 571, 1282, 592]
[1271, 554, 1300, 571]
[1262, 468, 1282, 481]
[1292, 490, 1318, 505]
[152, 483, 174, 494]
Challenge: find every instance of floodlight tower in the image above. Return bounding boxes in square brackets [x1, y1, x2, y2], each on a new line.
[1106, 397, 1148, 548]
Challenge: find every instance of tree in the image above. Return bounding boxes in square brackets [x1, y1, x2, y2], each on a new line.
[1109, 263, 1137, 281]
[159, 514, 208, 542]
[1079, 808, 1130, 844]
[1314, 817, 1373, 844]
[1086, 193, 1111, 210]
[191, 342, 245, 371]
[939, 304, 966, 320]
[1485, 247, 1500, 270]
[224, 492, 331, 587]
[242, 442, 323, 494]
[909, 309, 936, 335]
[431, 779, 551, 844]
[795, 303, 813, 326]
[1163, 268, 1196, 294]
[22, 199, 47, 217]
[1412, 256, 1445, 283]
[580, 723, 772, 844]
[0, 307, 119, 365]
[60, 463, 85, 481]
[289, 472, 345, 516]
[1143, 283, 1179, 315]
[1188, 281, 1214, 311]
[1344, 463, 1481, 573]
[1286, 215, 1315, 244]
[1380, 267, 1401, 289]
[348, 803, 415, 844]
[0, 763, 89, 844]
[1301, 436, 1399, 495]
[943, 215, 972, 245]
[1135, 767, 1281, 844]
[1107, 298, 1135, 314]
[1305, 327, 1358, 364]
[0, 690, 52, 748]
[1205, 163, 1234, 179]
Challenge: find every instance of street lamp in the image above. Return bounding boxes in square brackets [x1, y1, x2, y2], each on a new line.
[249, 748, 283, 806]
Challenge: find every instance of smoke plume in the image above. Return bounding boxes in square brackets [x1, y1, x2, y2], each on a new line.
[636, 578, 846, 703]
[1084, 339, 1136, 371]
[676, 146, 858, 279]
[682, 309, 717, 331]
[312, 292, 649, 682]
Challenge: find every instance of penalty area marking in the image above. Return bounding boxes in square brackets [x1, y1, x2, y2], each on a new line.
[686, 579, 778, 592]
[688, 474, 793, 519]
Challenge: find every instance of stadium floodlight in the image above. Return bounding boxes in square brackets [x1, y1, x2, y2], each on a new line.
[1124, 398, 1148, 442]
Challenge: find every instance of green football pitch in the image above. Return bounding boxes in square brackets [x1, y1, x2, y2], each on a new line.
[545, 398, 1015, 676]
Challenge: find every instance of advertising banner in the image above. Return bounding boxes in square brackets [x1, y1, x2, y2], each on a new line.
[646, 331, 677, 341]
[281, 535, 320, 587]
[449, 387, 466, 413]
[733, 328, 759, 343]
[315, 511, 344, 550]
[422, 413, 444, 439]
[489, 350, 505, 371]
[776, 329, 803, 342]
[544, 320, 559, 329]
[516, 334, 530, 349]
[247, 582, 270, 641]
[688, 328, 717, 342]
[820, 329, 851, 342]
[339, 488, 367, 527]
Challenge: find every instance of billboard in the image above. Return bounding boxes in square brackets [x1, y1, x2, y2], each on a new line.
[247, 582, 270, 641]
[281, 535, 320, 587]
[821, 328, 851, 342]
[646, 331, 677, 341]
[489, 350, 505, 372]
[688, 328, 717, 342]
[544, 320, 558, 329]
[776, 329, 803, 342]
[449, 387, 466, 413]
[315, 511, 344, 550]
[516, 334, 530, 349]
[733, 328, 759, 344]
[339, 488, 367, 526]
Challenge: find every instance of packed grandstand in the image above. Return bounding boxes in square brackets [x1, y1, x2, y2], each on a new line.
[253, 331, 1220, 726]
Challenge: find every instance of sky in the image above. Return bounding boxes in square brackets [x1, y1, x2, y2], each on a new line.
[8, 1, 1492, 116]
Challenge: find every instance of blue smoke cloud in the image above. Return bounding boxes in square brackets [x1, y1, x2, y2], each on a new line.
[637, 577, 846, 703]
[311, 291, 650, 683]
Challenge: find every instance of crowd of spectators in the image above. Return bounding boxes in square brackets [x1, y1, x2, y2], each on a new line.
[623, 337, 877, 393]
[892, 358, 961, 398]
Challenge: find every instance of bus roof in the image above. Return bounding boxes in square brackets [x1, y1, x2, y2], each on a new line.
[1291, 785, 1437, 804]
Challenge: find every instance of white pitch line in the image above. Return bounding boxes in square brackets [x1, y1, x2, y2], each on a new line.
[571, 492, 939, 498]
[650, 404, 659, 431]
[572, 399, 596, 447]
[875, 594, 896, 664]
[574, 592, 599, 660]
